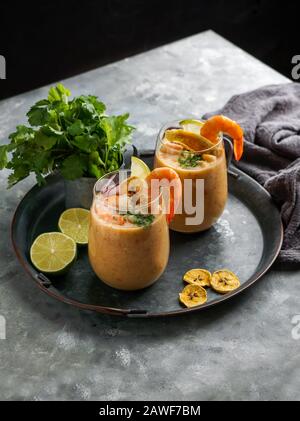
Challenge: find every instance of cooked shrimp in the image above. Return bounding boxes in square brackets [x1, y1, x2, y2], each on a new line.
[160, 140, 184, 155]
[200, 115, 244, 160]
[146, 167, 182, 224]
[119, 176, 148, 196]
[95, 203, 125, 225]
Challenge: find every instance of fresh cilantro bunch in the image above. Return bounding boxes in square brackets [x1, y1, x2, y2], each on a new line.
[0, 83, 135, 187]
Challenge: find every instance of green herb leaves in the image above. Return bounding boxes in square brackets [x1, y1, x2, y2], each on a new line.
[61, 154, 87, 180]
[1, 83, 135, 187]
[125, 212, 155, 228]
[0, 145, 8, 170]
[178, 150, 202, 168]
[48, 84, 71, 103]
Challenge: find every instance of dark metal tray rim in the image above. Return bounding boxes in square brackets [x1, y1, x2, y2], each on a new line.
[11, 157, 283, 318]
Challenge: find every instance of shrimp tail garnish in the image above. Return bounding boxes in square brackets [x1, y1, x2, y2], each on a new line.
[146, 167, 182, 224]
[200, 115, 244, 161]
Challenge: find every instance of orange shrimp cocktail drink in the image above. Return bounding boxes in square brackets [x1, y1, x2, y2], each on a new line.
[88, 168, 182, 290]
[154, 116, 244, 233]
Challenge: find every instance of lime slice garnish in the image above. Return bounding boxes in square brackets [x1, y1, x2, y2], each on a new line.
[179, 119, 204, 134]
[30, 232, 77, 274]
[131, 156, 151, 179]
[58, 208, 90, 245]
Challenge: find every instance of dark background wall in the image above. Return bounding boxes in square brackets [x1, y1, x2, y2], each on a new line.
[0, 0, 298, 100]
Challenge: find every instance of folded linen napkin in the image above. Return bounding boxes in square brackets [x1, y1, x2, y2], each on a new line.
[204, 83, 300, 264]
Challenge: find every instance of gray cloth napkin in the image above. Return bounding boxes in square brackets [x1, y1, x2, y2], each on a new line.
[204, 83, 300, 264]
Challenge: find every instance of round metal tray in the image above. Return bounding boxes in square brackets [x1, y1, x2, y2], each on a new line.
[11, 151, 283, 318]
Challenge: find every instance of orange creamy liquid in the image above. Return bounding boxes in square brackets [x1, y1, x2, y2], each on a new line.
[154, 141, 227, 233]
[88, 202, 169, 290]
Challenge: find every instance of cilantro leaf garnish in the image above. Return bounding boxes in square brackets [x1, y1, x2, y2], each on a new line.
[178, 150, 202, 168]
[125, 212, 155, 228]
[0, 83, 135, 187]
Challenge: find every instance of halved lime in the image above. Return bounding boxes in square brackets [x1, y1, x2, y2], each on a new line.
[58, 208, 90, 245]
[179, 119, 204, 134]
[131, 156, 151, 179]
[30, 232, 77, 274]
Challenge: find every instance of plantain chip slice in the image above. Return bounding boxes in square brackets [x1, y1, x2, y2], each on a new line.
[211, 270, 240, 294]
[183, 269, 211, 287]
[179, 284, 207, 308]
[164, 129, 214, 152]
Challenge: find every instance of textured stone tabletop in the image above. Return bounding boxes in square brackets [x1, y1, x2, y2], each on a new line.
[0, 30, 299, 401]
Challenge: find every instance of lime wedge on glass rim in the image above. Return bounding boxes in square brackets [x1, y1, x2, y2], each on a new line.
[179, 119, 204, 134]
[30, 232, 77, 275]
[131, 156, 151, 179]
[58, 208, 90, 245]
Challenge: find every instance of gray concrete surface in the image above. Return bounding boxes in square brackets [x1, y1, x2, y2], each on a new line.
[0, 30, 299, 401]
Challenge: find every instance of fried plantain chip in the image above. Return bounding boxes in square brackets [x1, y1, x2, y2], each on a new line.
[211, 270, 240, 294]
[183, 268, 211, 287]
[179, 284, 207, 308]
[164, 129, 214, 152]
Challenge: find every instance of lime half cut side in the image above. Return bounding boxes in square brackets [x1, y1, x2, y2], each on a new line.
[131, 156, 151, 179]
[58, 208, 90, 245]
[30, 232, 77, 275]
[179, 119, 204, 135]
